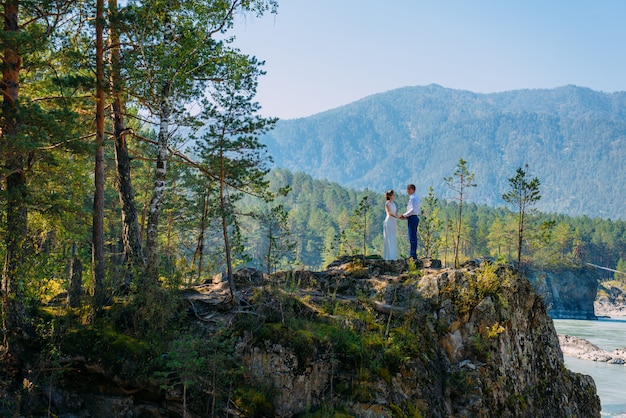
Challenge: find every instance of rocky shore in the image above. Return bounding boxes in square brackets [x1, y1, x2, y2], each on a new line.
[594, 300, 626, 318]
[558, 334, 626, 365]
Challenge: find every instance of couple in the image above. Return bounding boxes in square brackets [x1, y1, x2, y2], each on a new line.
[383, 184, 420, 261]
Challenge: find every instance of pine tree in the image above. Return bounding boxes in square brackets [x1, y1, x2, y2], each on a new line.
[109, 0, 145, 270]
[92, 0, 107, 311]
[349, 195, 372, 265]
[502, 166, 541, 268]
[1, 0, 88, 391]
[419, 186, 443, 258]
[123, 0, 277, 284]
[194, 60, 276, 302]
[444, 158, 476, 268]
[260, 205, 296, 274]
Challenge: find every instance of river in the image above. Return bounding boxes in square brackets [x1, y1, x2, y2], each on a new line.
[553, 318, 626, 417]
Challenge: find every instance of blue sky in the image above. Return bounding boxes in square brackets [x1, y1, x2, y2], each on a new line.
[232, 1, 626, 119]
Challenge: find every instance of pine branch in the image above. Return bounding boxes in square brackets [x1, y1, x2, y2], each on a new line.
[129, 130, 268, 199]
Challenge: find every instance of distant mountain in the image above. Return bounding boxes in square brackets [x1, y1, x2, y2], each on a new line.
[261, 84, 626, 219]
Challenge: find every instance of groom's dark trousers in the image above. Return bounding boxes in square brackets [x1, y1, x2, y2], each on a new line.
[407, 215, 419, 259]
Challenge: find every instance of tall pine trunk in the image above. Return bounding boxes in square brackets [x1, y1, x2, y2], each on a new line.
[220, 186, 236, 303]
[218, 144, 236, 302]
[266, 222, 273, 275]
[455, 198, 462, 268]
[109, 0, 144, 270]
[517, 204, 525, 268]
[92, 0, 106, 310]
[1, 0, 30, 392]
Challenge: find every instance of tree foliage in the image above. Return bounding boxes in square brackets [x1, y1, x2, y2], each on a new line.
[444, 158, 476, 268]
[419, 186, 443, 258]
[349, 195, 373, 265]
[502, 166, 542, 268]
[258, 204, 296, 274]
[242, 169, 626, 276]
[0, 1, 278, 409]
[193, 60, 276, 300]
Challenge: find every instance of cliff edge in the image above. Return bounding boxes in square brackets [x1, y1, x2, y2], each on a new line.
[236, 259, 600, 417]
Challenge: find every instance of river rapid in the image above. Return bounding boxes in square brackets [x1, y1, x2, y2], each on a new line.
[553, 318, 626, 417]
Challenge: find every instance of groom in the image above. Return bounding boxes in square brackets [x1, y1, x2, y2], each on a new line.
[400, 184, 420, 260]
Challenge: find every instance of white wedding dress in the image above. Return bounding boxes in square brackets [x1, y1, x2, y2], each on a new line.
[383, 201, 397, 260]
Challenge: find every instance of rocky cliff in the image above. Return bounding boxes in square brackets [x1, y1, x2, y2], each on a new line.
[233, 259, 600, 417]
[36, 259, 600, 417]
[595, 281, 626, 317]
[527, 266, 600, 319]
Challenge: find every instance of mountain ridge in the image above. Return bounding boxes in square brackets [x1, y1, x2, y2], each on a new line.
[262, 84, 626, 219]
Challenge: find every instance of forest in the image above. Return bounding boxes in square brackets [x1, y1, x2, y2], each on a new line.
[1, 1, 625, 415]
[240, 169, 626, 277]
[0, 0, 283, 413]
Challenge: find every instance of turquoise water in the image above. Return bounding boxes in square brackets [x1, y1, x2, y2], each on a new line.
[553, 318, 626, 417]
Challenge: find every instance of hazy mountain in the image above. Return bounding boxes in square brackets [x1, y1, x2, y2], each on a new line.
[262, 84, 626, 219]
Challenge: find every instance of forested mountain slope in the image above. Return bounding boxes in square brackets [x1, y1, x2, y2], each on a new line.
[262, 84, 626, 219]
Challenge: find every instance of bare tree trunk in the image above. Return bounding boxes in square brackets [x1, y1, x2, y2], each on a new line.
[218, 149, 236, 302]
[67, 243, 83, 308]
[145, 81, 171, 283]
[140, 174, 152, 242]
[266, 222, 273, 275]
[92, 0, 107, 310]
[220, 191, 236, 303]
[363, 209, 367, 265]
[109, 0, 145, 270]
[454, 191, 463, 269]
[517, 207, 524, 270]
[166, 191, 175, 273]
[193, 192, 209, 283]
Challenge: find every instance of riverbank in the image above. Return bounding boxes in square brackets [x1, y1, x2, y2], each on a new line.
[554, 318, 626, 417]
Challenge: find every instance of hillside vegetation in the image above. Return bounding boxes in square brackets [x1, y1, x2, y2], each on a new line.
[240, 169, 626, 276]
[262, 84, 626, 219]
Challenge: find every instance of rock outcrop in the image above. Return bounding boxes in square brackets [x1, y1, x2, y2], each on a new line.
[238, 259, 600, 417]
[559, 334, 626, 364]
[527, 266, 599, 319]
[595, 282, 626, 317]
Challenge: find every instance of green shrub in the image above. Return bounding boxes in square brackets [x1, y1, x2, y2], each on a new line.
[234, 385, 276, 417]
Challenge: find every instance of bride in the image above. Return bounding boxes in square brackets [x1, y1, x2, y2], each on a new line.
[383, 190, 400, 260]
